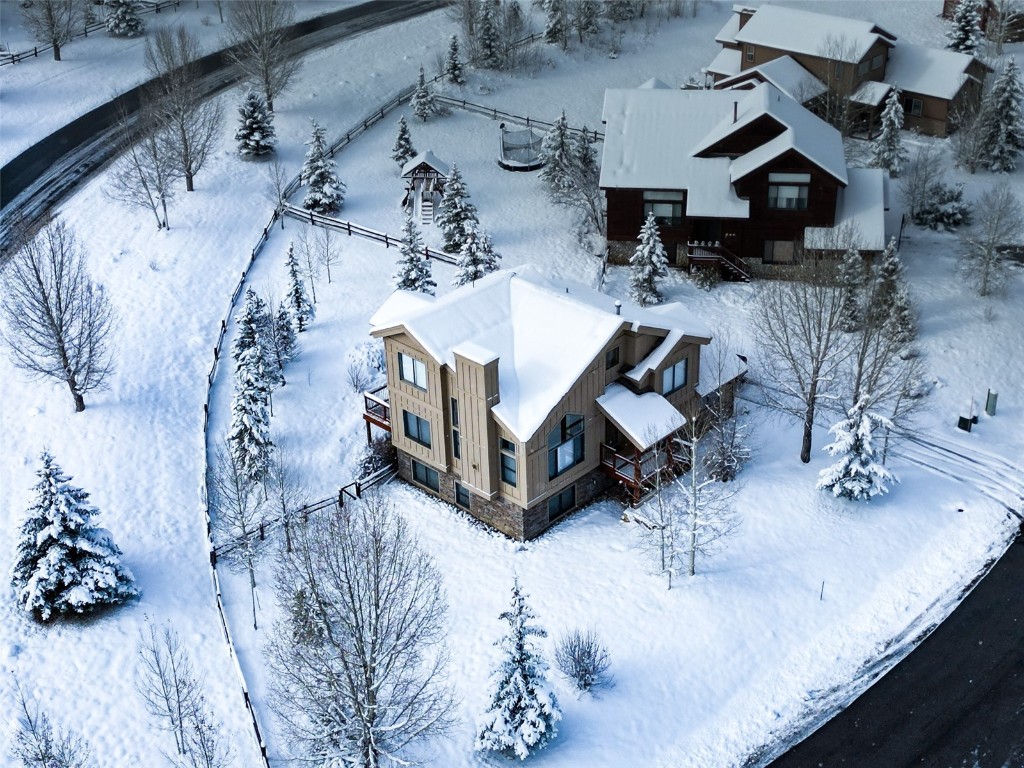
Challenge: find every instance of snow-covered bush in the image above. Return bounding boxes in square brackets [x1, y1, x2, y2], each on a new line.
[105, 0, 143, 37]
[912, 181, 973, 231]
[816, 396, 899, 501]
[345, 339, 386, 393]
[555, 627, 611, 692]
[690, 264, 721, 291]
[11, 451, 138, 622]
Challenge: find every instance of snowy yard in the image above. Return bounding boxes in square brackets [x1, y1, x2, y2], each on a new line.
[2, 2, 1023, 767]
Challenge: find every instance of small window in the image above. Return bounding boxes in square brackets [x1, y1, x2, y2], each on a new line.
[412, 460, 440, 492]
[857, 59, 870, 77]
[872, 53, 884, 70]
[500, 439, 517, 487]
[745, 44, 754, 62]
[398, 352, 428, 389]
[548, 414, 585, 480]
[904, 97, 923, 116]
[402, 410, 432, 448]
[834, 61, 844, 78]
[605, 346, 620, 370]
[455, 483, 471, 509]
[547, 486, 577, 521]
[451, 398, 461, 460]
[662, 359, 688, 395]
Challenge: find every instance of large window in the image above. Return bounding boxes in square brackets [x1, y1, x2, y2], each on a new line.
[662, 359, 688, 395]
[500, 438, 517, 487]
[411, 460, 440, 492]
[547, 486, 577, 521]
[398, 352, 428, 389]
[402, 410, 431, 448]
[643, 190, 684, 228]
[548, 414, 585, 480]
[763, 239, 796, 264]
[451, 398, 461, 460]
[767, 173, 810, 210]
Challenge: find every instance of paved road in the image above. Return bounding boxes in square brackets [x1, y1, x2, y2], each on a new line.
[0, 0, 445, 254]
[770, 529, 1024, 768]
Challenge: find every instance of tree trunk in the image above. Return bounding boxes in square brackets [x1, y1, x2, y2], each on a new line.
[72, 390, 85, 412]
[801, 379, 819, 463]
[185, 170, 194, 192]
[53, 42, 61, 61]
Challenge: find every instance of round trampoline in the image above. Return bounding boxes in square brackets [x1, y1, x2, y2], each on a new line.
[498, 123, 546, 171]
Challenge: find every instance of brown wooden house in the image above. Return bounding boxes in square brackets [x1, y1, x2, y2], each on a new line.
[363, 268, 738, 540]
[600, 82, 888, 278]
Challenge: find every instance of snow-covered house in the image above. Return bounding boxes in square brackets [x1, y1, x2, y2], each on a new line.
[708, 4, 989, 137]
[364, 267, 718, 540]
[600, 81, 888, 276]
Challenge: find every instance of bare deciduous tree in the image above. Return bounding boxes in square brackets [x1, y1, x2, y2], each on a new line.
[135, 621, 232, 768]
[295, 227, 322, 303]
[144, 27, 224, 192]
[20, 0, 79, 61]
[224, 0, 300, 113]
[987, 0, 1024, 55]
[900, 143, 944, 220]
[315, 226, 340, 283]
[755, 258, 852, 463]
[960, 183, 1023, 296]
[267, 494, 454, 768]
[950, 90, 989, 174]
[10, 674, 93, 768]
[816, 34, 858, 136]
[0, 217, 115, 413]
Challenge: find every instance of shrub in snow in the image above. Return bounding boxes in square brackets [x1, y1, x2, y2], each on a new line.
[285, 241, 315, 331]
[11, 451, 138, 622]
[690, 264, 721, 291]
[870, 88, 907, 177]
[105, 0, 143, 37]
[981, 56, 1024, 173]
[555, 627, 611, 692]
[912, 181, 972, 231]
[816, 396, 898, 501]
[346, 339, 386, 393]
[392, 115, 416, 168]
[393, 212, 435, 294]
[235, 89, 277, 157]
[444, 33, 465, 84]
[437, 163, 479, 254]
[300, 119, 344, 213]
[946, 0, 982, 55]
[476, 578, 561, 759]
[452, 221, 500, 287]
[410, 66, 436, 123]
[629, 212, 668, 306]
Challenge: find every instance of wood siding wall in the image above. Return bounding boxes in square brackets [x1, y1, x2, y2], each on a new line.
[385, 334, 448, 469]
[450, 352, 500, 498]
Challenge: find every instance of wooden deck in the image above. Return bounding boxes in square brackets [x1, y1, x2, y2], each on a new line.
[363, 385, 391, 442]
[600, 440, 688, 505]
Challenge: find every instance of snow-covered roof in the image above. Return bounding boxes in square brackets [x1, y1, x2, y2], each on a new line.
[851, 80, 892, 107]
[716, 55, 827, 103]
[706, 47, 741, 78]
[596, 384, 686, 451]
[805, 168, 888, 252]
[733, 6, 895, 64]
[714, 13, 741, 46]
[638, 77, 673, 89]
[695, 341, 748, 397]
[369, 267, 710, 442]
[884, 42, 977, 101]
[401, 150, 450, 179]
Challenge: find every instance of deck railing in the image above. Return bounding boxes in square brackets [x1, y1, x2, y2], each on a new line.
[686, 241, 751, 281]
[363, 385, 391, 431]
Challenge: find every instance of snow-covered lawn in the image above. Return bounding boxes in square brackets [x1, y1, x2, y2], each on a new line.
[2, 2, 1023, 767]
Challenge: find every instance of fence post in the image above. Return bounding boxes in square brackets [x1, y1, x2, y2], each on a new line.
[210, 549, 217, 567]
[384, 234, 389, 248]
[355, 481, 362, 498]
[347, 221, 352, 235]
[310, 210, 314, 225]
[259, 522, 265, 540]
[338, 488, 345, 508]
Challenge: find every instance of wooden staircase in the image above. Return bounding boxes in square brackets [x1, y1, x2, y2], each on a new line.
[686, 241, 751, 282]
[420, 198, 433, 224]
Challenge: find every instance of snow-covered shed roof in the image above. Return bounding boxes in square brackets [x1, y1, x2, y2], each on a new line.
[638, 77, 673, 89]
[596, 384, 686, 451]
[706, 47, 741, 78]
[694, 340, 748, 398]
[716, 55, 827, 103]
[401, 150, 450, 179]
[805, 168, 888, 252]
[733, 6, 895, 64]
[369, 267, 711, 442]
[884, 42, 979, 101]
[851, 80, 892, 107]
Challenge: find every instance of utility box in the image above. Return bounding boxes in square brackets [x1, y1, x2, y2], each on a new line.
[957, 415, 973, 432]
[986, 389, 998, 417]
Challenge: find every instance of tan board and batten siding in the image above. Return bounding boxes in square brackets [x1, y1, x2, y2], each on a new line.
[384, 333, 447, 468]
[451, 350, 500, 499]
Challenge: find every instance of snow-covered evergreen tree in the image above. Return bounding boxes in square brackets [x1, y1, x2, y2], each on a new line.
[300, 120, 344, 213]
[478, 0, 500, 69]
[544, 0, 567, 49]
[870, 88, 907, 177]
[445, 34, 466, 85]
[475, 578, 561, 760]
[392, 116, 416, 170]
[629, 213, 668, 307]
[539, 111, 574, 198]
[394, 212, 436, 294]
[452, 222, 500, 287]
[437, 163, 479, 253]
[105, 0, 143, 37]
[285, 241, 315, 332]
[606, 0, 636, 22]
[837, 247, 865, 332]
[228, 345, 274, 484]
[411, 66, 435, 123]
[11, 451, 138, 622]
[816, 395, 898, 501]
[886, 285, 918, 345]
[270, 302, 299, 383]
[947, 0, 983, 55]
[232, 288, 281, 387]
[235, 89, 277, 158]
[870, 237, 917, 344]
[982, 56, 1024, 172]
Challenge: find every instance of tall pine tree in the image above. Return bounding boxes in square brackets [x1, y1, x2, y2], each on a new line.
[105, 0, 144, 37]
[816, 396, 898, 501]
[232, 289, 281, 388]
[269, 302, 299, 385]
[870, 88, 907, 177]
[947, 0, 983, 55]
[393, 212, 436, 294]
[539, 111, 575, 198]
[629, 213, 669, 306]
[837, 247, 865, 333]
[437, 163, 479, 253]
[228, 345, 274, 484]
[983, 56, 1024, 172]
[452, 222, 500, 287]
[478, 0, 500, 69]
[12, 451, 138, 622]
[445, 34, 466, 85]
[411, 66, 435, 123]
[392, 115, 416, 168]
[235, 89, 277, 157]
[544, 0, 567, 49]
[300, 120, 344, 213]
[285, 241, 315, 332]
[475, 579, 561, 760]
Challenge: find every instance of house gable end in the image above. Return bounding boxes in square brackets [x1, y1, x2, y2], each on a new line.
[695, 113, 788, 158]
